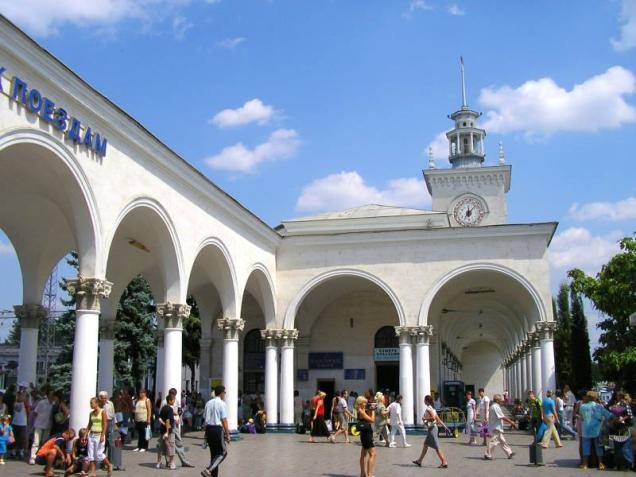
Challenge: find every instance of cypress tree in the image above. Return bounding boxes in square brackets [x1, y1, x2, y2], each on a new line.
[554, 282, 572, 388]
[114, 275, 157, 390]
[182, 296, 201, 389]
[569, 286, 593, 391]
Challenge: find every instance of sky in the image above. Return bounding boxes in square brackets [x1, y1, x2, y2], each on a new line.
[0, 0, 635, 346]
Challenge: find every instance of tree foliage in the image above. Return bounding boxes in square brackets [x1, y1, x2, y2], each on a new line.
[114, 275, 157, 390]
[569, 287, 592, 392]
[47, 252, 79, 394]
[569, 235, 636, 393]
[183, 296, 201, 388]
[553, 284, 573, 388]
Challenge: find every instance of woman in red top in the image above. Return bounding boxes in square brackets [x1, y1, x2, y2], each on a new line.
[309, 391, 332, 443]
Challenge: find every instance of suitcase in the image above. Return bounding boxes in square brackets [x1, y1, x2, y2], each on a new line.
[111, 434, 123, 469]
[529, 442, 544, 465]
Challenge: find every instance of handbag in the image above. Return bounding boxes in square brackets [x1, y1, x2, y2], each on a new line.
[479, 422, 490, 438]
[145, 425, 152, 441]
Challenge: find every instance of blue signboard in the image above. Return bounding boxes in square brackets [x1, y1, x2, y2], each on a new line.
[297, 369, 309, 381]
[308, 352, 343, 369]
[344, 369, 366, 380]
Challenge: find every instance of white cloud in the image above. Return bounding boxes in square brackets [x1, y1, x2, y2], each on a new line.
[0, 0, 192, 37]
[479, 66, 636, 136]
[296, 171, 431, 212]
[549, 227, 623, 274]
[409, 0, 433, 11]
[427, 132, 449, 161]
[0, 240, 15, 256]
[217, 37, 246, 49]
[447, 4, 465, 16]
[612, 0, 636, 51]
[568, 197, 636, 222]
[210, 99, 275, 128]
[205, 128, 300, 173]
[172, 15, 192, 40]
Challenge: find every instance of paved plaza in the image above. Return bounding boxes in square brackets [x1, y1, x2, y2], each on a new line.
[2, 430, 632, 477]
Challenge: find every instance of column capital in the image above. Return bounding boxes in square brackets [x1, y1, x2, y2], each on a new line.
[157, 302, 191, 329]
[412, 325, 434, 343]
[14, 304, 46, 328]
[217, 317, 245, 340]
[65, 277, 112, 311]
[536, 321, 557, 340]
[260, 328, 283, 345]
[99, 320, 116, 340]
[280, 328, 299, 347]
[528, 331, 541, 347]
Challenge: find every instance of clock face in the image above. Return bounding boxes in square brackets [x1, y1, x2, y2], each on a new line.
[453, 196, 486, 226]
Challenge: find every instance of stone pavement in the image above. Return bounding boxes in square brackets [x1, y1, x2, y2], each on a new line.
[2, 430, 632, 477]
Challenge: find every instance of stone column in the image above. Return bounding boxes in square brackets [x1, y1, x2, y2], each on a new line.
[14, 304, 46, 386]
[65, 277, 112, 432]
[525, 342, 533, 394]
[198, 337, 213, 399]
[538, 322, 557, 394]
[530, 332, 543, 397]
[414, 325, 433, 424]
[97, 319, 116, 395]
[395, 326, 415, 426]
[520, 343, 527, 396]
[261, 329, 282, 428]
[155, 333, 165, 397]
[217, 317, 245, 434]
[515, 356, 521, 400]
[157, 303, 190, 400]
[279, 329, 299, 431]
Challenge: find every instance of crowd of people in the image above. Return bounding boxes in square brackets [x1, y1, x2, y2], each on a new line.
[0, 380, 633, 476]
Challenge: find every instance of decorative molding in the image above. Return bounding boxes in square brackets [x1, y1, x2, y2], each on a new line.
[280, 329, 299, 347]
[13, 304, 46, 328]
[156, 302, 191, 329]
[260, 328, 284, 346]
[64, 277, 112, 311]
[536, 321, 557, 341]
[217, 317, 245, 340]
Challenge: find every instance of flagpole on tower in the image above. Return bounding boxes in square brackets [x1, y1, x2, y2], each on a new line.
[460, 56, 467, 109]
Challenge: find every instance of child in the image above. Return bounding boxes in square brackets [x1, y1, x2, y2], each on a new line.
[156, 394, 176, 470]
[66, 428, 90, 477]
[0, 414, 15, 464]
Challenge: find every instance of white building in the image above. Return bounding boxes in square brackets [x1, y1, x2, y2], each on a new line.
[0, 17, 557, 433]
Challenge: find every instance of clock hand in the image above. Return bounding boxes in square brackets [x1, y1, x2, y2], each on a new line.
[466, 207, 472, 217]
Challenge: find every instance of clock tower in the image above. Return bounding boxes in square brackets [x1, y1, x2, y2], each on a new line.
[424, 59, 511, 227]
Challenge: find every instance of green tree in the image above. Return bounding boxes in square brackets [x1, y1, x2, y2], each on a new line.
[47, 252, 79, 393]
[569, 287, 592, 391]
[569, 235, 636, 393]
[114, 275, 157, 390]
[553, 283, 573, 388]
[183, 296, 201, 388]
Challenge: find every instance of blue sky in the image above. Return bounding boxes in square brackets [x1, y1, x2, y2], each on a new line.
[0, 0, 635, 345]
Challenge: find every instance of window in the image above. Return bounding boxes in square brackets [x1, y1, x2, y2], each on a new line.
[375, 326, 398, 348]
[243, 329, 265, 393]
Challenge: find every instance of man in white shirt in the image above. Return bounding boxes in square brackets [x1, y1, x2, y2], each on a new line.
[98, 391, 118, 468]
[484, 394, 517, 460]
[387, 395, 410, 448]
[29, 391, 54, 464]
[201, 385, 230, 477]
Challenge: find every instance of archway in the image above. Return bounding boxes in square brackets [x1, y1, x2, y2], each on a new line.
[423, 265, 544, 403]
[289, 271, 403, 415]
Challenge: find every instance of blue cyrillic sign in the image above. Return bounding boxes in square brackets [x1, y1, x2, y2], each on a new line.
[1, 67, 108, 157]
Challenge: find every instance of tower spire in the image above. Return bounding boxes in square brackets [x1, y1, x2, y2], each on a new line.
[460, 56, 467, 109]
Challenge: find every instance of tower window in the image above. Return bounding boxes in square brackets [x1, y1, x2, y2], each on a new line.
[463, 122, 467, 126]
